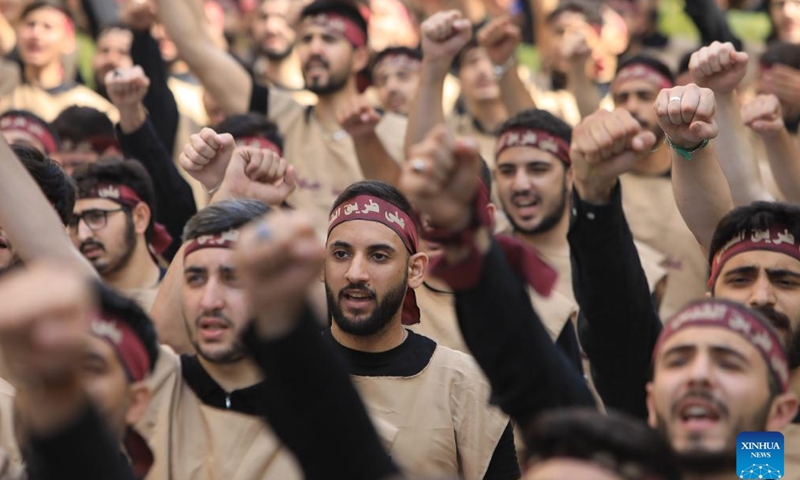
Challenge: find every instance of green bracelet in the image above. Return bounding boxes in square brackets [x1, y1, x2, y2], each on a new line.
[665, 136, 709, 161]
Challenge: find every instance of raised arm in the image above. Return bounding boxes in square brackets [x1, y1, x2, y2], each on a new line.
[741, 93, 800, 204]
[336, 96, 402, 185]
[0, 139, 94, 277]
[405, 10, 473, 156]
[478, 16, 536, 116]
[153, 0, 251, 115]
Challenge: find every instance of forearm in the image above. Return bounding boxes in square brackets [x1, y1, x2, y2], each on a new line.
[353, 134, 401, 185]
[568, 185, 661, 419]
[0, 141, 95, 277]
[670, 143, 734, 251]
[404, 63, 448, 155]
[150, 243, 194, 354]
[499, 62, 536, 116]
[567, 63, 600, 119]
[244, 308, 399, 480]
[763, 130, 800, 203]
[714, 93, 771, 205]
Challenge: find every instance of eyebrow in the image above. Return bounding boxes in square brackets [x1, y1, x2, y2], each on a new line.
[184, 266, 207, 275]
[661, 343, 750, 363]
[330, 240, 397, 253]
[723, 265, 758, 278]
[766, 269, 800, 279]
[497, 160, 552, 169]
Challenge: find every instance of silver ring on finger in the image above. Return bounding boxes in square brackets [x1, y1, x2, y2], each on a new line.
[411, 158, 426, 173]
[669, 96, 682, 103]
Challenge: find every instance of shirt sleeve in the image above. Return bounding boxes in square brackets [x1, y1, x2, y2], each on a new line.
[482, 423, 521, 480]
[248, 80, 270, 116]
[568, 183, 662, 420]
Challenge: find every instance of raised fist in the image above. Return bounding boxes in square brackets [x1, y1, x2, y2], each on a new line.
[560, 29, 591, 64]
[179, 128, 236, 191]
[762, 64, 800, 111]
[120, 0, 157, 31]
[233, 210, 324, 338]
[571, 109, 656, 203]
[420, 10, 473, 67]
[336, 95, 382, 138]
[216, 147, 297, 206]
[655, 84, 719, 149]
[104, 66, 151, 109]
[400, 125, 480, 233]
[477, 15, 520, 67]
[741, 93, 785, 138]
[689, 41, 748, 94]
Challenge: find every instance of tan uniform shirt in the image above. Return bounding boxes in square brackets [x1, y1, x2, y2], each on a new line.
[620, 172, 709, 319]
[351, 339, 510, 480]
[0, 83, 119, 123]
[784, 422, 800, 480]
[136, 346, 301, 480]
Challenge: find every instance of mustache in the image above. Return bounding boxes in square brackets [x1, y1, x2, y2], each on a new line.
[79, 239, 105, 253]
[671, 390, 729, 419]
[304, 55, 329, 70]
[195, 310, 234, 328]
[339, 283, 376, 299]
[752, 305, 792, 335]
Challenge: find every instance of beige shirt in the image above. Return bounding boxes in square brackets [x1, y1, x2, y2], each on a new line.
[620, 172, 709, 319]
[408, 282, 467, 354]
[785, 422, 800, 480]
[136, 346, 301, 480]
[352, 343, 509, 480]
[0, 83, 119, 123]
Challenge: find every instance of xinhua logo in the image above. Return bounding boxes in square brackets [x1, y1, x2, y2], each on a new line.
[737, 431, 784, 479]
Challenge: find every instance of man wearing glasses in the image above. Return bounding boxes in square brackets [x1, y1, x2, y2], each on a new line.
[70, 157, 171, 312]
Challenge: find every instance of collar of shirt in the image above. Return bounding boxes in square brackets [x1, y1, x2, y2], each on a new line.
[181, 354, 268, 416]
[324, 328, 436, 377]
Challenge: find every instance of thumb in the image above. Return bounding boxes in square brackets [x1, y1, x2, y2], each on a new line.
[731, 50, 749, 66]
[630, 131, 657, 153]
[690, 120, 719, 139]
[281, 165, 297, 195]
[217, 133, 236, 152]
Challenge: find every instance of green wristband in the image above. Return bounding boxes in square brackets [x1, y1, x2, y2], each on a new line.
[665, 136, 709, 161]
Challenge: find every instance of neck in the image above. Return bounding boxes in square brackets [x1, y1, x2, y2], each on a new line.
[330, 317, 406, 353]
[466, 97, 507, 133]
[103, 238, 160, 291]
[169, 60, 191, 77]
[263, 52, 304, 90]
[515, 204, 571, 252]
[632, 138, 671, 175]
[197, 355, 263, 392]
[423, 274, 452, 293]
[24, 62, 64, 90]
[315, 80, 360, 131]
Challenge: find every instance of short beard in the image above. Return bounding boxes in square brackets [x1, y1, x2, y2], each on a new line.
[305, 61, 351, 96]
[504, 179, 568, 236]
[186, 311, 246, 364]
[97, 215, 137, 276]
[262, 44, 293, 62]
[326, 274, 408, 337]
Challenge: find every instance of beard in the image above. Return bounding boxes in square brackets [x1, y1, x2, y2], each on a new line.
[504, 180, 569, 236]
[751, 304, 800, 369]
[303, 56, 351, 95]
[262, 43, 293, 62]
[186, 310, 246, 364]
[654, 390, 772, 476]
[80, 215, 137, 276]
[326, 274, 408, 337]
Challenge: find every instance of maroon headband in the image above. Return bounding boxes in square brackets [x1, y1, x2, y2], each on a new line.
[708, 227, 800, 289]
[235, 136, 282, 156]
[0, 114, 58, 154]
[495, 128, 572, 165]
[81, 183, 173, 255]
[653, 300, 789, 392]
[328, 195, 421, 324]
[301, 12, 367, 48]
[184, 229, 240, 258]
[61, 135, 120, 154]
[91, 313, 150, 382]
[611, 64, 674, 94]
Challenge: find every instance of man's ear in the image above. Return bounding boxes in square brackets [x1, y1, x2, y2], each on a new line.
[646, 382, 658, 429]
[125, 381, 152, 426]
[352, 45, 369, 73]
[407, 252, 428, 289]
[132, 203, 151, 236]
[766, 392, 800, 432]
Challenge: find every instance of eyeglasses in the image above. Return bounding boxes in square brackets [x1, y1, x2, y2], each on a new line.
[68, 208, 126, 232]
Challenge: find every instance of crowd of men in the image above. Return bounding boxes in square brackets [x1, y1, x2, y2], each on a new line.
[0, 0, 798, 479]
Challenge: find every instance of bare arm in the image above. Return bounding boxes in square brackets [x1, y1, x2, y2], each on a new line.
[153, 0, 251, 115]
[741, 93, 800, 204]
[337, 97, 401, 185]
[150, 243, 194, 354]
[479, 16, 536, 116]
[0, 139, 95, 277]
[405, 10, 473, 156]
[562, 32, 600, 119]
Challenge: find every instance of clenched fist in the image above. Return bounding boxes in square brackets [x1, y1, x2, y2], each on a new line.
[689, 41, 748, 94]
[420, 10, 473, 68]
[336, 95, 382, 138]
[477, 15, 520, 68]
[741, 93, 785, 138]
[105, 65, 150, 109]
[215, 147, 297, 206]
[179, 127, 237, 191]
[655, 84, 719, 149]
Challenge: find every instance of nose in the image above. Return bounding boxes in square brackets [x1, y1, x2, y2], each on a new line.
[511, 169, 532, 192]
[76, 218, 94, 241]
[748, 274, 777, 308]
[686, 351, 713, 387]
[344, 253, 370, 285]
[199, 278, 226, 312]
[308, 35, 325, 55]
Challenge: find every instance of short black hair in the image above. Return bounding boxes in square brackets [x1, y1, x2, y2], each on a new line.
[183, 199, 270, 242]
[51, 106, 116, 148]
[616, 54, 675, 85]
[20, 0, 73, 23]
[13, 145, 75, 225]
[547, 0, 604, 27]
[760, 41, 800, 70]
[212, 114, 284, 154]
[94, 280, 159, 376]
[524, 408, 680, 480]
[300, 0, 368, 43]
[498, 108, 573, 146]
[331, 180, 415, 222]
[0, 110, 60, 152]
[72, 157, 158, 241]
[369, 46, 422, 81]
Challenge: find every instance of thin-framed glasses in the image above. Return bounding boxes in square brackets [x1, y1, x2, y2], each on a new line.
[68, 208, 126, 233]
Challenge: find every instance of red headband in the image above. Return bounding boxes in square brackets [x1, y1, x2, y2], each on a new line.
[81, 183, 173, 255]
[91, 314, 151, 382]
[708, 227, 800, 288]
[611, 64, 673, 94]
[0, 115, 58, 154]
[184, 229, 240, 258]
[235, 136, 282, 156]
[301, 12, 367, 48]
[495, 128, 572, 165]
[61, 135, 120, 154]
[653, 300, 789, 392]
[328, 195, 421, 324]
